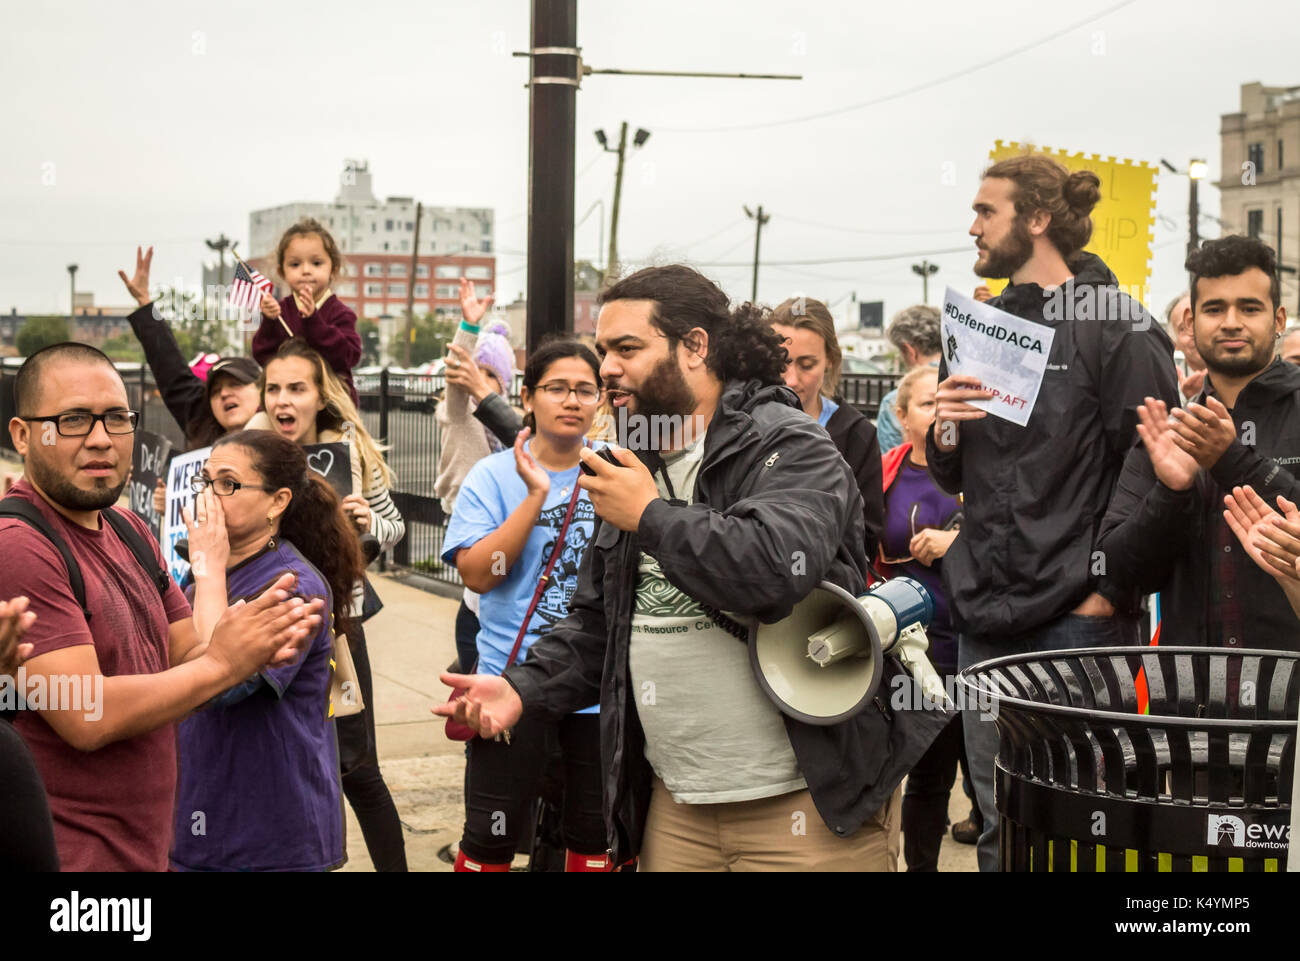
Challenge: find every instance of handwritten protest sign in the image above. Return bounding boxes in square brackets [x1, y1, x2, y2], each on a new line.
[163, 446, 210, 583]
[128, 431, 172, 540]
[940, 287, 1055, 428]
[303, 442, 353, 499]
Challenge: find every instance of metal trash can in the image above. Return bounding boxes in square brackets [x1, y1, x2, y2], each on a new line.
[957, 646, 1296, 872]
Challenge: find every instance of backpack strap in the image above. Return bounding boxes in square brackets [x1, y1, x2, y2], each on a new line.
[101, 507, 171, 601]
[0, 499, 90, 621]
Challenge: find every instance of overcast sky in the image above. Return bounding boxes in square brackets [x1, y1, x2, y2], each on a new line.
[1, 0, 1293, 325]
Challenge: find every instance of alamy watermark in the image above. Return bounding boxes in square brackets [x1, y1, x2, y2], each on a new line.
[0, 669, 103, 721]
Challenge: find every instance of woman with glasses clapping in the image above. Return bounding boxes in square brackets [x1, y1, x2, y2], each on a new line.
[439, 340, 610, 873]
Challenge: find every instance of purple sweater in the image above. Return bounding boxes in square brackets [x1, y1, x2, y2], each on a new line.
[253, 293, 361, 405]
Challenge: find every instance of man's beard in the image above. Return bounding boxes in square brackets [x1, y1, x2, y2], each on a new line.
[26, 455, 125, 512]
[975, 216, 1034, 279]
[1200, 335, 1274, 379]
[621, 353, 695, 420]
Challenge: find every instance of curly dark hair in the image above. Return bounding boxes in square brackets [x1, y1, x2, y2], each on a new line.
[1186, 235, 1280, 312]
[213, 430, 365, 636]
[598, 264, 787, 386]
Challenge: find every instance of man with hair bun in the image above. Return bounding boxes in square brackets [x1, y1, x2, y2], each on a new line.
[440, 264, 950, 870]
[926, 154, 1179, 871]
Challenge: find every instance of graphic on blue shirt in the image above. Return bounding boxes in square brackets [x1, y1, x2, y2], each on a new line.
[442, 443, 599, 713]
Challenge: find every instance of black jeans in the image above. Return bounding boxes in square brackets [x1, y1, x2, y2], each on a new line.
[460, 712, 604, 864]
[454, 600, 479, 674]
[0, 718, 59, 871]
[337, 625, 408, 872]
[902, 677, 965, 872]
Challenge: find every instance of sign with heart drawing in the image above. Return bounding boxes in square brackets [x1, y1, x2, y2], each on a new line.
[302, 441, 353, 499]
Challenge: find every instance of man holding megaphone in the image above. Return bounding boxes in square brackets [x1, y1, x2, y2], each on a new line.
[437, 265, 950, 871]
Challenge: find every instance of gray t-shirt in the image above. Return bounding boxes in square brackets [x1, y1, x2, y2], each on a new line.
[628, 433, 805, 804]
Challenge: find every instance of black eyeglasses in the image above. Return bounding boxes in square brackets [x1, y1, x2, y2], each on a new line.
[21, 410, 139, 436]
[190, 474, 275, 497]
[536, 382, 601, 404]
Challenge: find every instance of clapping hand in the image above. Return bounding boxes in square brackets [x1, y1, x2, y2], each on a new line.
[0, 597, 37, 677]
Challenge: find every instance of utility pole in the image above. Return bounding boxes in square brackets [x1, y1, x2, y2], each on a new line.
[596, 123, 651, 286]
[524, 0, 578, 351]
[67, 264, 78, 330]
[744, 205, 770, 302]
[205, 234, 231, 286]
[1161, 158, 1208, 261]
[404, 201, 422, 367]
[516, 2, 800, 351]
[911, 259, 939, 303]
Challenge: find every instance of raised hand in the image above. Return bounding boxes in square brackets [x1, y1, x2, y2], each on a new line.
[295, 284, 316, 318]
[932, 374, 993, 452]
[444, 343, 495, 402]
[260, 292, 282, 321]
[1135, 397, 1197, 492]
[0, 596, 37, 677]
[207, 573, 324, 678]
[1223, 486, 1300, 583]
[513, 428, 550, 498]
[117, 246, 154, 307]
[1169, 396, 1236, 470]
[432, 671, 523, 738]
[182, 487, 230, 577]
[459, 276, 494, 326]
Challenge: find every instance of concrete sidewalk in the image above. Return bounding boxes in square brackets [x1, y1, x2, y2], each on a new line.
[347, 571, 979, 873]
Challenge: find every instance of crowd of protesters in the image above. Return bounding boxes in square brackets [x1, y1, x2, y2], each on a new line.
[3, 152, 1300, 873]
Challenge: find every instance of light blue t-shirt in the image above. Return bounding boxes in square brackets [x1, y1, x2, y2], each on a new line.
[442, 442, 599, 713]
[816, 395, 839, 429]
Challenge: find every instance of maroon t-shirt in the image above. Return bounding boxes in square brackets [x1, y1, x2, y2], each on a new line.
[1, 479, 191, 871]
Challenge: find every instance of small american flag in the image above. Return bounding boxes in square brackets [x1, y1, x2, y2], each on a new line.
[228, 261, 274, 312]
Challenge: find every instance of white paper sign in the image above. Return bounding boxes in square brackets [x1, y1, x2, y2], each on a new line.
[163, 446, 211, 583]
[939, 287, 1055, 427]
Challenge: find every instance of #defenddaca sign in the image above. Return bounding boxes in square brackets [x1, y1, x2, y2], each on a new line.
[940, 287, 1054, 428]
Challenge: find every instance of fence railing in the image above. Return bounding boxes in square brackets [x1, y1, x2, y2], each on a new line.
[0, 360, 900, 589]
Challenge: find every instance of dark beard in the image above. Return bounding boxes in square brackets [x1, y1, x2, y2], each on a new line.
[1202, 338, 1274, 379]
[26, 455, 126, 512]
[627, 353, 695, 419]
[975, 216, 1034, 279]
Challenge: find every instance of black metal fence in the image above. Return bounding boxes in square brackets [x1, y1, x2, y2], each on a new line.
[0, 360, 899, 589]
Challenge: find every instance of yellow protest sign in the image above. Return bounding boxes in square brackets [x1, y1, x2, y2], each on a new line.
[983, 141, 1157, 299]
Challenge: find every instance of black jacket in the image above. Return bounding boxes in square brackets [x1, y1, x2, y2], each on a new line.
[127, 303, 215, 449]
[825, 401, 884, 566]
[504, 379, 949, 862]
[1097, 358, 1300, 650]
[924, 253, 1179, 636]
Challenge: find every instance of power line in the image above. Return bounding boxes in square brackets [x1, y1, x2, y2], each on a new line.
[776, 214, 964, 237]
[689, 244, 973, 267]
[656, 0, 1140, 134]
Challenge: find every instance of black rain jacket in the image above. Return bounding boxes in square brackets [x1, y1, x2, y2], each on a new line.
[504, 379, 951, 862]
[924, 253, 1179, 636]
[1097, 358, 1300, 650]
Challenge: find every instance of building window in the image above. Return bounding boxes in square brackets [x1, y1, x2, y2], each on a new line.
[389, 263, 406, 277]
[1247, 209, 1264, 240]
[465, 265, 492, 280]
[416, 264, 429, 278]
[365, 283, 384, 297]
[383, 242, 389, 251]
[400, 240, 408, 252]
[435, 284, 459, 299]
[335, 281, 357, 297]
[481, 241, 491, 253]
[414, 283, 429, 298]
[406, 222, 414, 231]
[388, 283, 406, 297]
[435, 265, 460, 279]
[1248, 142, 1265, 175]
[364, 263, 383, 277]
[371, 222, 377, 232]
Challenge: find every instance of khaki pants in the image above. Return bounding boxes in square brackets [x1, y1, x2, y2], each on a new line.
[639, 777, 902, 872]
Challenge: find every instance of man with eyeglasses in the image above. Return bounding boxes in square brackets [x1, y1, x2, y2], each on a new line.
[0, 342, 323, 871]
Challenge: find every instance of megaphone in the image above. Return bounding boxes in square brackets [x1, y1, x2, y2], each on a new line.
[748, 577, 946, 725]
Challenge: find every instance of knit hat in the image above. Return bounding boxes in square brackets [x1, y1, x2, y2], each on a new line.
[474, 320, 515, 391]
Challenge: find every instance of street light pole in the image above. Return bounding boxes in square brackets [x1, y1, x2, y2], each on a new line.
[404, 201, 422, 368]
[911, 259, 939, 303]
[67, 264, 78, 330]
[744, 204, 770, 302]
